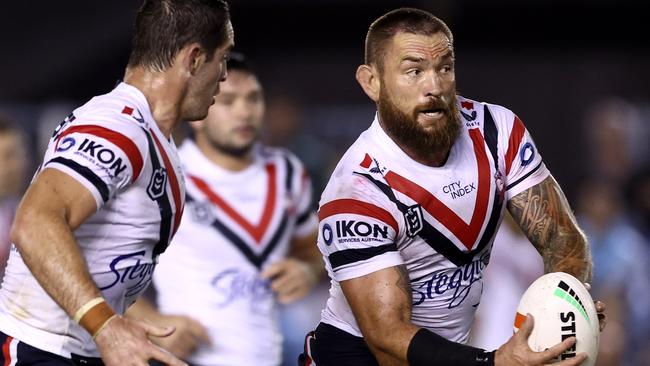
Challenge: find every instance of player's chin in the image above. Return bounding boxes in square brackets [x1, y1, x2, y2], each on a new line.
[186, 103, 212, 122]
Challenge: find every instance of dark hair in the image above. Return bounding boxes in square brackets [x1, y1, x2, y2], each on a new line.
[365, 7, 453, 70]
[226, 51, 257, 77]
[128, 0, 231, 71]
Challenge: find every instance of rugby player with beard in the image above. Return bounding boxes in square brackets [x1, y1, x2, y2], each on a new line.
[300, 7, 605, 366]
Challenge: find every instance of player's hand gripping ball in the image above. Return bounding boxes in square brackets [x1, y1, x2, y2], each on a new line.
[514, 272, 599, 366]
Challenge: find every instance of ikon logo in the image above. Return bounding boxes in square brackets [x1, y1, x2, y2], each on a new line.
[77, 138, 128, 178]
[147, 168, 167, 200]
[335, 220, 389, 239]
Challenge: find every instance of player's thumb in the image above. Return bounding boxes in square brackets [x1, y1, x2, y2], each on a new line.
[142, 321, 176, 338]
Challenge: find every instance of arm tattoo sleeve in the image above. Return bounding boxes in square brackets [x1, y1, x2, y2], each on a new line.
[507, 176, 593, 283]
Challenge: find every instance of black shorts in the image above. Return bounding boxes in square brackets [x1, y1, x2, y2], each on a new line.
[299, 323, 380, 366]
[0, 331, 103, 365]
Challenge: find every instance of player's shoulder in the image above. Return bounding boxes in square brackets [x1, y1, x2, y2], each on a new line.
[68, 88, 151, 146]
[458, 95, 518, 130]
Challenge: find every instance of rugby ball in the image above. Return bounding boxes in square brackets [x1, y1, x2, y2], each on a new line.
[514, 272, 599, 365]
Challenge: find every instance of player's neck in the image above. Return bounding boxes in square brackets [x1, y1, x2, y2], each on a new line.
[195, 138, 253, 172]
[123, 67, 183, 139]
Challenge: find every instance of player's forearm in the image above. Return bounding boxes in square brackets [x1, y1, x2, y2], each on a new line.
[365, 321, 495, 366]
[11, 205, 102, 317]
[508, 176, 593, 283]
[343, 265, 418, 365]
[540, 225, 591, 283]
[364, 322, 420, 366]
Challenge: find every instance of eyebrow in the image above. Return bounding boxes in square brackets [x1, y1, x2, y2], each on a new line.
[400, 56, 425, 64]
[440, 51, 454, 61]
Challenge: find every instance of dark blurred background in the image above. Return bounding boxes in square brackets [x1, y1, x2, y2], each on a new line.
[1, 0, 649, 198]
[1, 1, 649, 365]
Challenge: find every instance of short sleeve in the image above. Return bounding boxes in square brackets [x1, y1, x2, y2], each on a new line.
[503, 115, 551, 200]
[44, 122, 146, 209]
[317, 174, 403, 282]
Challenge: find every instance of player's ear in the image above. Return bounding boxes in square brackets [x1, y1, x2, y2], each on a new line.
[356, 64, 380, 102]
[181, 42, 206, 76]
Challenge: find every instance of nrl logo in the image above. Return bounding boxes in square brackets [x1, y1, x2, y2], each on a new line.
[404, 204, 424, 238]
[147, 168, 167, 200]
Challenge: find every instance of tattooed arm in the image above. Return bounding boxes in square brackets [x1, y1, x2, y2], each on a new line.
[507, 175, 592, 283]
[340, 265, 419, 365]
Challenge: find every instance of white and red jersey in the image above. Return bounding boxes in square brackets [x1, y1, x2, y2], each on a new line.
[153, 141, 317, 366]
[0, 82, 185, 358]
[318, 96, 549, 343]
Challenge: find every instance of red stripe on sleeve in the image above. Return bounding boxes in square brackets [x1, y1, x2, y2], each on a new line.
[505, 116, 526, 175]
[319, 198, 399, 235]
[150, 131, 184, 237]
[56, 125, 144, 182]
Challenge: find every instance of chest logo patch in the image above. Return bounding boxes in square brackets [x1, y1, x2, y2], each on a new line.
[404, 204, 424, 238]
[147, 167, 168, 200]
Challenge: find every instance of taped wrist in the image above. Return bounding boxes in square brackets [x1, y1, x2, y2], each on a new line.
[73, 297, 116, 338]
[407, 328, 495, 366]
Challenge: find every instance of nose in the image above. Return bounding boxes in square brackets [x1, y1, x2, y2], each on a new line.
[422, 70, 443, 98]
[220, 62, 228, 82]
[233, 99, 254, 120]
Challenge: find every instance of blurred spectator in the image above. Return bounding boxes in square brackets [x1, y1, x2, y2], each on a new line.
[582, 97, 649, 185]
[469, 214, 543, 350]
[625, 165, 650, 242]
[579, 96, 650, 364]
[576, 179, 650, 366]
[0, 115, 29, 280]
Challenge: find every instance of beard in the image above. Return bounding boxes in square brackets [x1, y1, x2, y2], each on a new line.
[377, 86, 461, 159]
[212, 141, 254, 158]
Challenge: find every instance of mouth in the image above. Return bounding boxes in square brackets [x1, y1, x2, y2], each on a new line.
[234, 125, 257, 135]
[418, 107, 446, 121]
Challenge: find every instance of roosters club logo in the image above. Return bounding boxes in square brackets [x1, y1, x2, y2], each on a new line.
[460, 100, 477, 122]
